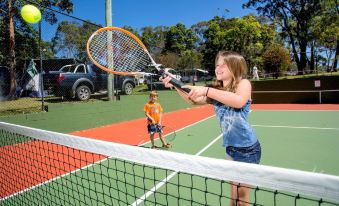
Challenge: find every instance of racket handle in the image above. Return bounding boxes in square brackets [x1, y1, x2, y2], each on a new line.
[168, 78, 191, 93]
[158, 69, 190, 93]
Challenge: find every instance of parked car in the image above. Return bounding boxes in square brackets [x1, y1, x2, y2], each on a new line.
[43, 63, 136, 101]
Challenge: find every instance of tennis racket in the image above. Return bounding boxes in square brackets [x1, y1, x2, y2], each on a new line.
[86, 27, 190, 93]
[162, 125, 176, 144]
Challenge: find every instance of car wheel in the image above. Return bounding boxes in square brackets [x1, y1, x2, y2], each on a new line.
[123, 82, 133, 95]
[76, 85, 91, 101]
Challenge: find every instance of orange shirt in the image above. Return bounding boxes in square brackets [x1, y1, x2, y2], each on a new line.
[144, 101, 163, 124]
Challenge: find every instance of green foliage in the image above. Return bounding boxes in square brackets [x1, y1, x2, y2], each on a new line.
[243, 0, 324, 72]
[262, 43, 292, 77]
[311, 1, 338, 50]
[141, 26, 168, 55]
[164, 23, 198, 55]
[201, 15, 276, 71]
[51, 21, 98, 59]
[0, 14, 41, 65]
[177, 50, 202, 70]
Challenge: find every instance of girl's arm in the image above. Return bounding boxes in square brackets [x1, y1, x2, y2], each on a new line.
[160, 76, 207, 105]
[182, 79, 252, 108]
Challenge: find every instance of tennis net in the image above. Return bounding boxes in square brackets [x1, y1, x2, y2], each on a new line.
[1, 122, 339, 206]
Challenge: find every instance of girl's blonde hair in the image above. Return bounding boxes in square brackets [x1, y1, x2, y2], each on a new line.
[213, 51, 248, 92]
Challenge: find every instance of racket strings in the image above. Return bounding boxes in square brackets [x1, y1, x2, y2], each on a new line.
[88, 30, 151, 73]
[163, 126, 176, 143]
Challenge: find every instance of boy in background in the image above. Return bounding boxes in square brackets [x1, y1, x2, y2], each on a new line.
[144, 91, 171, 149]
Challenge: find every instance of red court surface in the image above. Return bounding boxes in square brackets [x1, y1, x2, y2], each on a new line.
[0, 141, 105, 198]
[71, 105, 215, 145]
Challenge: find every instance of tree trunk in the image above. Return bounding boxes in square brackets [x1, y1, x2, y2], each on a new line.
[332, 40, 338, 72]
[289, 34, 301, 74]
[299, 39, 308, 74]
[8, 0, 17, 100]
[309, 43, 315, 72]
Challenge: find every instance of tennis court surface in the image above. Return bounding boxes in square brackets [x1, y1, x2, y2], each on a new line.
[1, 104, 339, 205]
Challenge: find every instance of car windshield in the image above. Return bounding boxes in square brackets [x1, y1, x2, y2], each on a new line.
[60, 65, 77, 73]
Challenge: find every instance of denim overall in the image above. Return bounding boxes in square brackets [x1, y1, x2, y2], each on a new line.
[214, 100, 261, 164]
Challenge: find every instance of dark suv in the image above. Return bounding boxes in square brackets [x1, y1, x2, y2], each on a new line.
[44, 63, 136, 100]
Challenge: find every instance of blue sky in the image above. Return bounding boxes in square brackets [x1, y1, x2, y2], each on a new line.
[40, 0, 255, 40]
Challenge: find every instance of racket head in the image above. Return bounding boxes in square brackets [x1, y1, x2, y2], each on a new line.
[86, 27, 154, 76]
[162, 125, 176, 144]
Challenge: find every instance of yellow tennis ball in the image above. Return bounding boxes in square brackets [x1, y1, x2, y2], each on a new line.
[21, 5, 41, 24]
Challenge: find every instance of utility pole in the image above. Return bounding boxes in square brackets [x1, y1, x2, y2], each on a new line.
[106, 0, 115, 101]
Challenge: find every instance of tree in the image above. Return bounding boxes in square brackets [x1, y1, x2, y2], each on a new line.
[200, 17, 228, 71]
[262, 43, 292, 78]
[243, 0, 323, 74]
[177, 50, 202, 70]
[51, 21, 98, 60]
[311, 0, 338, 71]
[164, 23, 198, 55]
[141, 26, 168, 56]
[1, 0, 73, 99]
[52, 21, 80, 58]
[156, 52, 180, 69]
[200, 15, 276, 71]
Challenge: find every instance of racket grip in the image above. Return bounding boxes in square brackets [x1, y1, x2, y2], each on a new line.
[169, 78, 191, 93]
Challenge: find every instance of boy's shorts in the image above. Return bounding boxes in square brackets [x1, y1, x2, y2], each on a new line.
[147, 124, 163, 134]
[226, 141, 261, 164]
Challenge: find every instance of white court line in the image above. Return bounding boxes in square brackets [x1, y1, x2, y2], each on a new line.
[253, 124, 339, 130]
[251, 109, 339, 130]
[131, 117, 222, 206]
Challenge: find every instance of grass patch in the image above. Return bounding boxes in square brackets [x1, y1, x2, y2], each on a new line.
[0, 97, 42, 116]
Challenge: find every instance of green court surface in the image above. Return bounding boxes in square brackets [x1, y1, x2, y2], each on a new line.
[1, 92, 339, 205]
[146, 110, 339, 176]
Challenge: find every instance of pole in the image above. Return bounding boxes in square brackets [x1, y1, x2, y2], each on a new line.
[106, 0, 115, 101]
[191, 54, 195, 86]
[39, 21, 46, 111]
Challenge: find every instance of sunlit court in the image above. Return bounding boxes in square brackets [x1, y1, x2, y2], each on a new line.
[1, 104, 339, 205]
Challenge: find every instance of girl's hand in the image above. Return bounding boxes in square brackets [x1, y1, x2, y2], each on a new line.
[159, 75, 174, 88]
[182, 85, 209, 100]
[160, 75, 208, 105]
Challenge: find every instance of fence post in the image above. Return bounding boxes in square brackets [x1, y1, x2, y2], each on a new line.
[39, 21, 46, 111]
